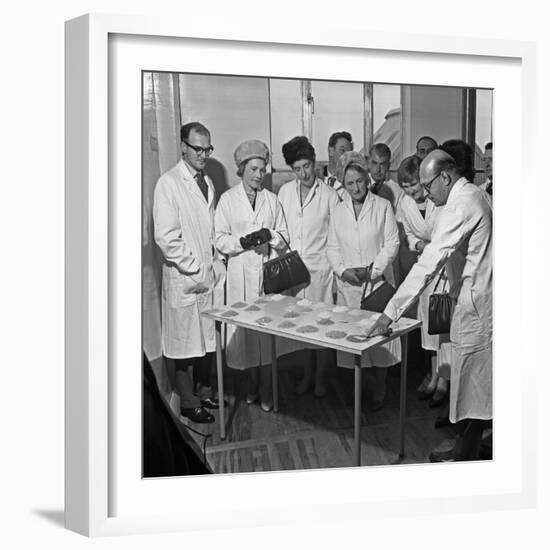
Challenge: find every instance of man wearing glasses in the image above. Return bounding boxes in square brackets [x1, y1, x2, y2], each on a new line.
[154, 121, 226, 424]
[368, 146, 493, 462]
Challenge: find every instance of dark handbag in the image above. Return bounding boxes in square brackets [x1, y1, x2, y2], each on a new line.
[262, 233, 310, 294]
[428, 268, 453, 335]
[360, 264, 396, 313]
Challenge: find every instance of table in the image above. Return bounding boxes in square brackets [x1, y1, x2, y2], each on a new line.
[201, 295, 421, 467]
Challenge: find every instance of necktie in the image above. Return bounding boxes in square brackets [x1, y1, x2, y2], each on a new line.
[328, 176, 336, 187]
[195, 171, 208, 201]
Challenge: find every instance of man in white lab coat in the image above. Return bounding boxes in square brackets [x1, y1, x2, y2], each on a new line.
[367, 143, 405, 214]
[323, 131, 353, 199]
[153, 122, 225, 424]
[367, 148, 493, 461]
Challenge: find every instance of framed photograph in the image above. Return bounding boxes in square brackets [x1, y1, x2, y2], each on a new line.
[65, 13, 536, 536]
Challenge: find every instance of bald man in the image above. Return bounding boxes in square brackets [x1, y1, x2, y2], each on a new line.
[367, 148, 493, 462]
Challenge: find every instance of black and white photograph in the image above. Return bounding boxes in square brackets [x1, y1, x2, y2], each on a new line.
[142, 71, 493, 477]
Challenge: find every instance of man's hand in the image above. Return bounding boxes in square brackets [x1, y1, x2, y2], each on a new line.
[341, 268, 363, 286]
[366, 313, 393, 338]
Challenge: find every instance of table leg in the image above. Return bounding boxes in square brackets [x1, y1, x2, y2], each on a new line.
[354, 355, 362, 467]
[215, 321, 226, 440]
[271, 334, 279, 413]
[399, 334, 408, 457]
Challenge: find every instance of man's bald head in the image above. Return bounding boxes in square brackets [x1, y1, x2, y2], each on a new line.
[419, 150, 458, 207]
[420, 150, 456, 180]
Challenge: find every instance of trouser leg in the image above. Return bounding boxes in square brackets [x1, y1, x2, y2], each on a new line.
[173, 358, 201, 409]
[194, 352, 214, 400]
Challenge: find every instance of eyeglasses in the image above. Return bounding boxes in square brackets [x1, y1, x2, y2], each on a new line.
[422, 172, 441, 194]
[183, 140, 214, 156]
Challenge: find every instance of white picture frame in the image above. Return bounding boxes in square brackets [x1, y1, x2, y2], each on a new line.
[65, 12, 537, 537]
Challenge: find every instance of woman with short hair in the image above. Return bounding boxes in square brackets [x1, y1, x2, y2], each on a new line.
[327, 152, 401, 410]
[277, 136, 340, 397]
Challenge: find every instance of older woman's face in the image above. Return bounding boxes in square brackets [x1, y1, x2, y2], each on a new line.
[343, 168, 368, 202]
[401, 176, 425, 203]
[242, 158, 267, 190]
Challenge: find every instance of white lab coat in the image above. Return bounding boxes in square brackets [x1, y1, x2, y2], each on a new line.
[215, 182, 289, 369]
[384, 178, 493, 422]
[153, 160, 226, 359]
[327, 191, 401, 368]
[278, 178, 340, 302]
[277, 178, 340, 354]
[369, 176, 405, 217]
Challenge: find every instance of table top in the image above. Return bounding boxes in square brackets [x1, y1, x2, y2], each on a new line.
[201, 294, 421, 355]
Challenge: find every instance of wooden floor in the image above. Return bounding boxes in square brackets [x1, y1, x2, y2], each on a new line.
[181, 332, 467, 474]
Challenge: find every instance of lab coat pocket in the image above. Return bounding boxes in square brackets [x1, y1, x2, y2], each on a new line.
[451, 290, 490, 351]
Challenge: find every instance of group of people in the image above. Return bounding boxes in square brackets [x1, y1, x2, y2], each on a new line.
[152, 120, 493, 463]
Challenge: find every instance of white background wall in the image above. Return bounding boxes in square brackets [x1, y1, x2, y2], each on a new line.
[0, 1, 548, 549]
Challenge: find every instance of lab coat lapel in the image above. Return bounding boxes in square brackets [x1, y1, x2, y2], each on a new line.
[235, 182, 255, 218]
[357, 191, 375, 222]
[252, 187, 267, 222]
[177, 160, 207, 204]
[301, 178, 321, 209]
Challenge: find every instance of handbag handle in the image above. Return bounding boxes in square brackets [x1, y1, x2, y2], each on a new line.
[274, 230, 292, 251]
[360, 263, 374, 302]
[433, 266, 448, 293]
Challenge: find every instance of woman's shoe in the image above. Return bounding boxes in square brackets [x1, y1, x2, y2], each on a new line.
[260, 398, 273, 412]
[245, 393, 258, 405]
[429, 387, 448, 408]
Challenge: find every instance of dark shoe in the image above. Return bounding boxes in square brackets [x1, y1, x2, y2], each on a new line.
[201, 396, 228, 409]
[429, 448, 457, 462]
[181, 406, 215, 424]
[418, 389, 434, 401]
[434, 414, 451, 428]
[429, 392, 448, 408]
[245, 392, 259, 405]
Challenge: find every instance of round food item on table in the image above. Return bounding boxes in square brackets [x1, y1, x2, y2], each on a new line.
[297, 298, 312, 307]
[317, 318, 334, 326]
[346, 334, 369, 343]
[278, 321, 297, 329]
[255, 298, 268, 304]
[270, 294, 286, 302]
[245, 304, 261, 311]
[332, 306, 349, 313]
[283, 311, 300, 318]
[349, 309, 362, 317]
[326, 330, 346, 339]
[255, 316, 273, 325]
[221, 310, 239, 318]
[231, 301, 248, 308]
[296, 325, 319, 334]
[317, 310, 332, 319]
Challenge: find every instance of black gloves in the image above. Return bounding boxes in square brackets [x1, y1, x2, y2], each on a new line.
[240, 228, 272, 250]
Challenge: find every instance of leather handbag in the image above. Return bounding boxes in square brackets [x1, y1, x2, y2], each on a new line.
[262, 233, 310, 294]
[360, 264, 396, 313]
[427, 268, 454, 335]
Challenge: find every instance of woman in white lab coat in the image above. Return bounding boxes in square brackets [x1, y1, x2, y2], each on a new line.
[277, 136, 340, 397]
[327, 152, 401, 411]
[397, 155, 450, 407]
[215, 140, 289, 412]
